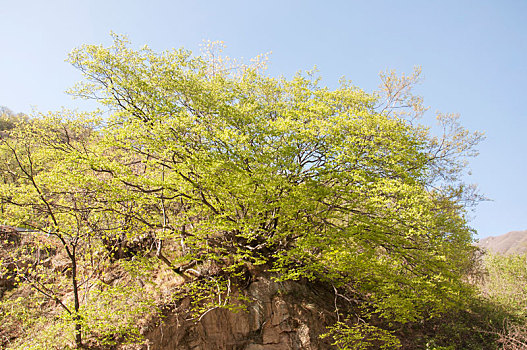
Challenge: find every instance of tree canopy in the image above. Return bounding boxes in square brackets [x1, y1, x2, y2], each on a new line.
[0, 36, 484, 348]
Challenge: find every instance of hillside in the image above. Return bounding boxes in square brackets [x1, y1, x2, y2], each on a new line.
[0, 225, 506, 350]
[477, 230, 527, 255]
[0, 39, 497, 349]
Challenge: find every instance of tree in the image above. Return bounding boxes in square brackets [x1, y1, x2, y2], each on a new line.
[0, 115, 108, 348]
[0, 107, 28, 132]
[1, 35, 483, 348]
[0, 115, 158, 348]
[477, 253, 527, 350]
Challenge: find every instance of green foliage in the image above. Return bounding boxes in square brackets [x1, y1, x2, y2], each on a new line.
[0, 36, 485, 347]
[398, 252, 527, 350]
[425, 341, 455, 350]
[0, 292, 50, 347]
[76, 282, 159, 346]
[180, 276, 249, 321]
[481, 253, 527, 316]
[321, 320, 401, 350]
[474, 252, 527, 349]
[0, 106, 28, 132]
[407, 295, 505, 350]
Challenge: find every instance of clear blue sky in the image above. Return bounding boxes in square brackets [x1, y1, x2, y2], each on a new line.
[1, 0, 526, 239]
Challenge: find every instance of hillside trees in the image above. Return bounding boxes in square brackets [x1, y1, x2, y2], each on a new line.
[479, 253, 527, 349]
[0, 36, 484, 348]
[1, 117, 90, 347]
[0, 115, 159, 348]
[0, 107, 28, 132]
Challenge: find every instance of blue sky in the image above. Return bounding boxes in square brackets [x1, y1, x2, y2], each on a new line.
[1, 0, 526, 238]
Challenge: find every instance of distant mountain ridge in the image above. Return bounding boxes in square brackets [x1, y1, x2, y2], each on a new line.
[477, 230, 527, 255]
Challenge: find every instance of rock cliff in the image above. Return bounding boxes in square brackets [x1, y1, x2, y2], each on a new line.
[134, 276, 337, 350]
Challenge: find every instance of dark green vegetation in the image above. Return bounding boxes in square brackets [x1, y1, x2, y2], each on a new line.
[0, 36, 525, 349]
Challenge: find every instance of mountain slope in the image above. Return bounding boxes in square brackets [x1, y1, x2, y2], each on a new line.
[477, 230, 527, 255]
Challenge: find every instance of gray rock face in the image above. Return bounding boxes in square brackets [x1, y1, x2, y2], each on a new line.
[138, 276, 337, 350]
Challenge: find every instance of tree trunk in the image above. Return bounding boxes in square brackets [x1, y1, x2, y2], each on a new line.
[70, 246, 83, 348]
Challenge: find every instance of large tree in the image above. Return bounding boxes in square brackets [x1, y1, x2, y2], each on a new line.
[0, 36, 483, 348]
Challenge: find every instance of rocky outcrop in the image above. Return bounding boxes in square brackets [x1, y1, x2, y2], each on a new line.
[139, 276, 337, 350]
[1, 225, 340, 349]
